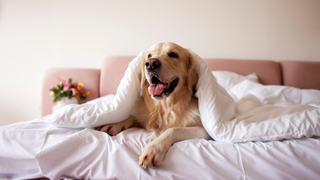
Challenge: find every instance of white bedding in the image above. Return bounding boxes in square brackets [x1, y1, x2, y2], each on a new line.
[1, 52, 320, 179]
[1, 118, 320, 179]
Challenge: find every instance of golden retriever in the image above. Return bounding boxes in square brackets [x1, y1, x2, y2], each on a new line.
[97, 42, 210, 168]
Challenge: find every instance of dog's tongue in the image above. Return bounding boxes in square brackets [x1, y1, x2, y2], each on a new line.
[148, 83, 165, 95]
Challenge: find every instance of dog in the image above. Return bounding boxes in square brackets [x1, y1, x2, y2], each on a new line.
[97, 42, 210, 168]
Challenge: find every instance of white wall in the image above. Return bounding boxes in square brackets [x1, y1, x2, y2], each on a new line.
[0, 0, 320, 126]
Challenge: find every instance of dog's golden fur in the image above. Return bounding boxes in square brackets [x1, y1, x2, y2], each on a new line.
[98, 42, 209, 168]
[136, 42, 201, 133]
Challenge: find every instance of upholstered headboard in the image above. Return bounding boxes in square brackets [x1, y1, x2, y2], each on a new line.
[99, 57, 283, 97]
[203, 58, 282, 86]
[280, 61, 320, 90]
[100, 56, 136, 97]
[41, 57, 320, 116]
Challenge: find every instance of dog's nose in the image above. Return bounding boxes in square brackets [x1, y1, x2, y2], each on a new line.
[145, 58, 161, 70]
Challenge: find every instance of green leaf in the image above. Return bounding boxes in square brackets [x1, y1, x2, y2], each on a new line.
[52, 89, 59, 94]
[50, 87, 58, 92]
[53, 96, 59, 102]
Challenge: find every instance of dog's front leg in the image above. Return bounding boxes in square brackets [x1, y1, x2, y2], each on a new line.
[139, 126, 210, 168]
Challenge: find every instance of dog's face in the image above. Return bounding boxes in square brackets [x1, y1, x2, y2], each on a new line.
[141, 42, 198, 100]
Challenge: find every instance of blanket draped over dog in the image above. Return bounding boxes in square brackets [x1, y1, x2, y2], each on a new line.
[46, 51, 320, 142]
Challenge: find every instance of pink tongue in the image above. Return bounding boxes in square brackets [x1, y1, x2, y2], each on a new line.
[148, 83, 165, 95]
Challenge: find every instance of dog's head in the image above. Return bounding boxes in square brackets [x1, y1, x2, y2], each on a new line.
[141, 42, 198, 100]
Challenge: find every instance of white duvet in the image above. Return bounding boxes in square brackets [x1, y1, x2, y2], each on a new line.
[1, 51, 320, 179]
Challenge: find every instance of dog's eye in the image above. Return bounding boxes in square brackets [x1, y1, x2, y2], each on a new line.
[148, 54, 152, 58]
[168, 52, 178, 58]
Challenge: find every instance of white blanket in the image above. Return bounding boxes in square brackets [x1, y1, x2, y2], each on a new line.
[46, 51, 320, 142]
[1, 119, 320, 179]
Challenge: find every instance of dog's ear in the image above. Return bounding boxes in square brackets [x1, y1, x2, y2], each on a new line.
[187, 51, 198, 91]
[140, 52, 148, 89]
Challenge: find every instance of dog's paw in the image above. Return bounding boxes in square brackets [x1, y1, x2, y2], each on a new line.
[139, 140, 168, 169]
[97, 122, 127, 136]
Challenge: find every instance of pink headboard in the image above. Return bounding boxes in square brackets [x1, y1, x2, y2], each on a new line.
[99, 57, 282, 96]
[100, 56, 136, 97]
[42, 57, 320, 116]
[203, 58, 282, 85]
[280, 61, 320, 90]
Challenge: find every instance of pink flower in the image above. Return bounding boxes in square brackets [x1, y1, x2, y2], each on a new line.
[57, 75, 67, 86]
[63, 84, 71, 91]
[70, 88, 78, 95]
[58, 75, 71, 91]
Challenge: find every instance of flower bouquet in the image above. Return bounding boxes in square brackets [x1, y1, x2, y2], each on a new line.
[50, 76, 91, 102]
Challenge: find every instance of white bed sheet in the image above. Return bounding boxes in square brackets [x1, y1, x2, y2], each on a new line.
[1, 117, 320, 180]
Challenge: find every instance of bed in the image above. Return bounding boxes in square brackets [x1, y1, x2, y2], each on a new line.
[1, 53, 320, 180]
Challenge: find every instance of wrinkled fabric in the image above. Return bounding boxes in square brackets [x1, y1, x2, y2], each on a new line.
[1, 119, 320, 179]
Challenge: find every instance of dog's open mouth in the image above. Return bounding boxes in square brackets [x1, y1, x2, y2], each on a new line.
[148, 76, 179, 98]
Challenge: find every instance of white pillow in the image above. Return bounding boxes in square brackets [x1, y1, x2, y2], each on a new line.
[212, 71, 259, 90]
